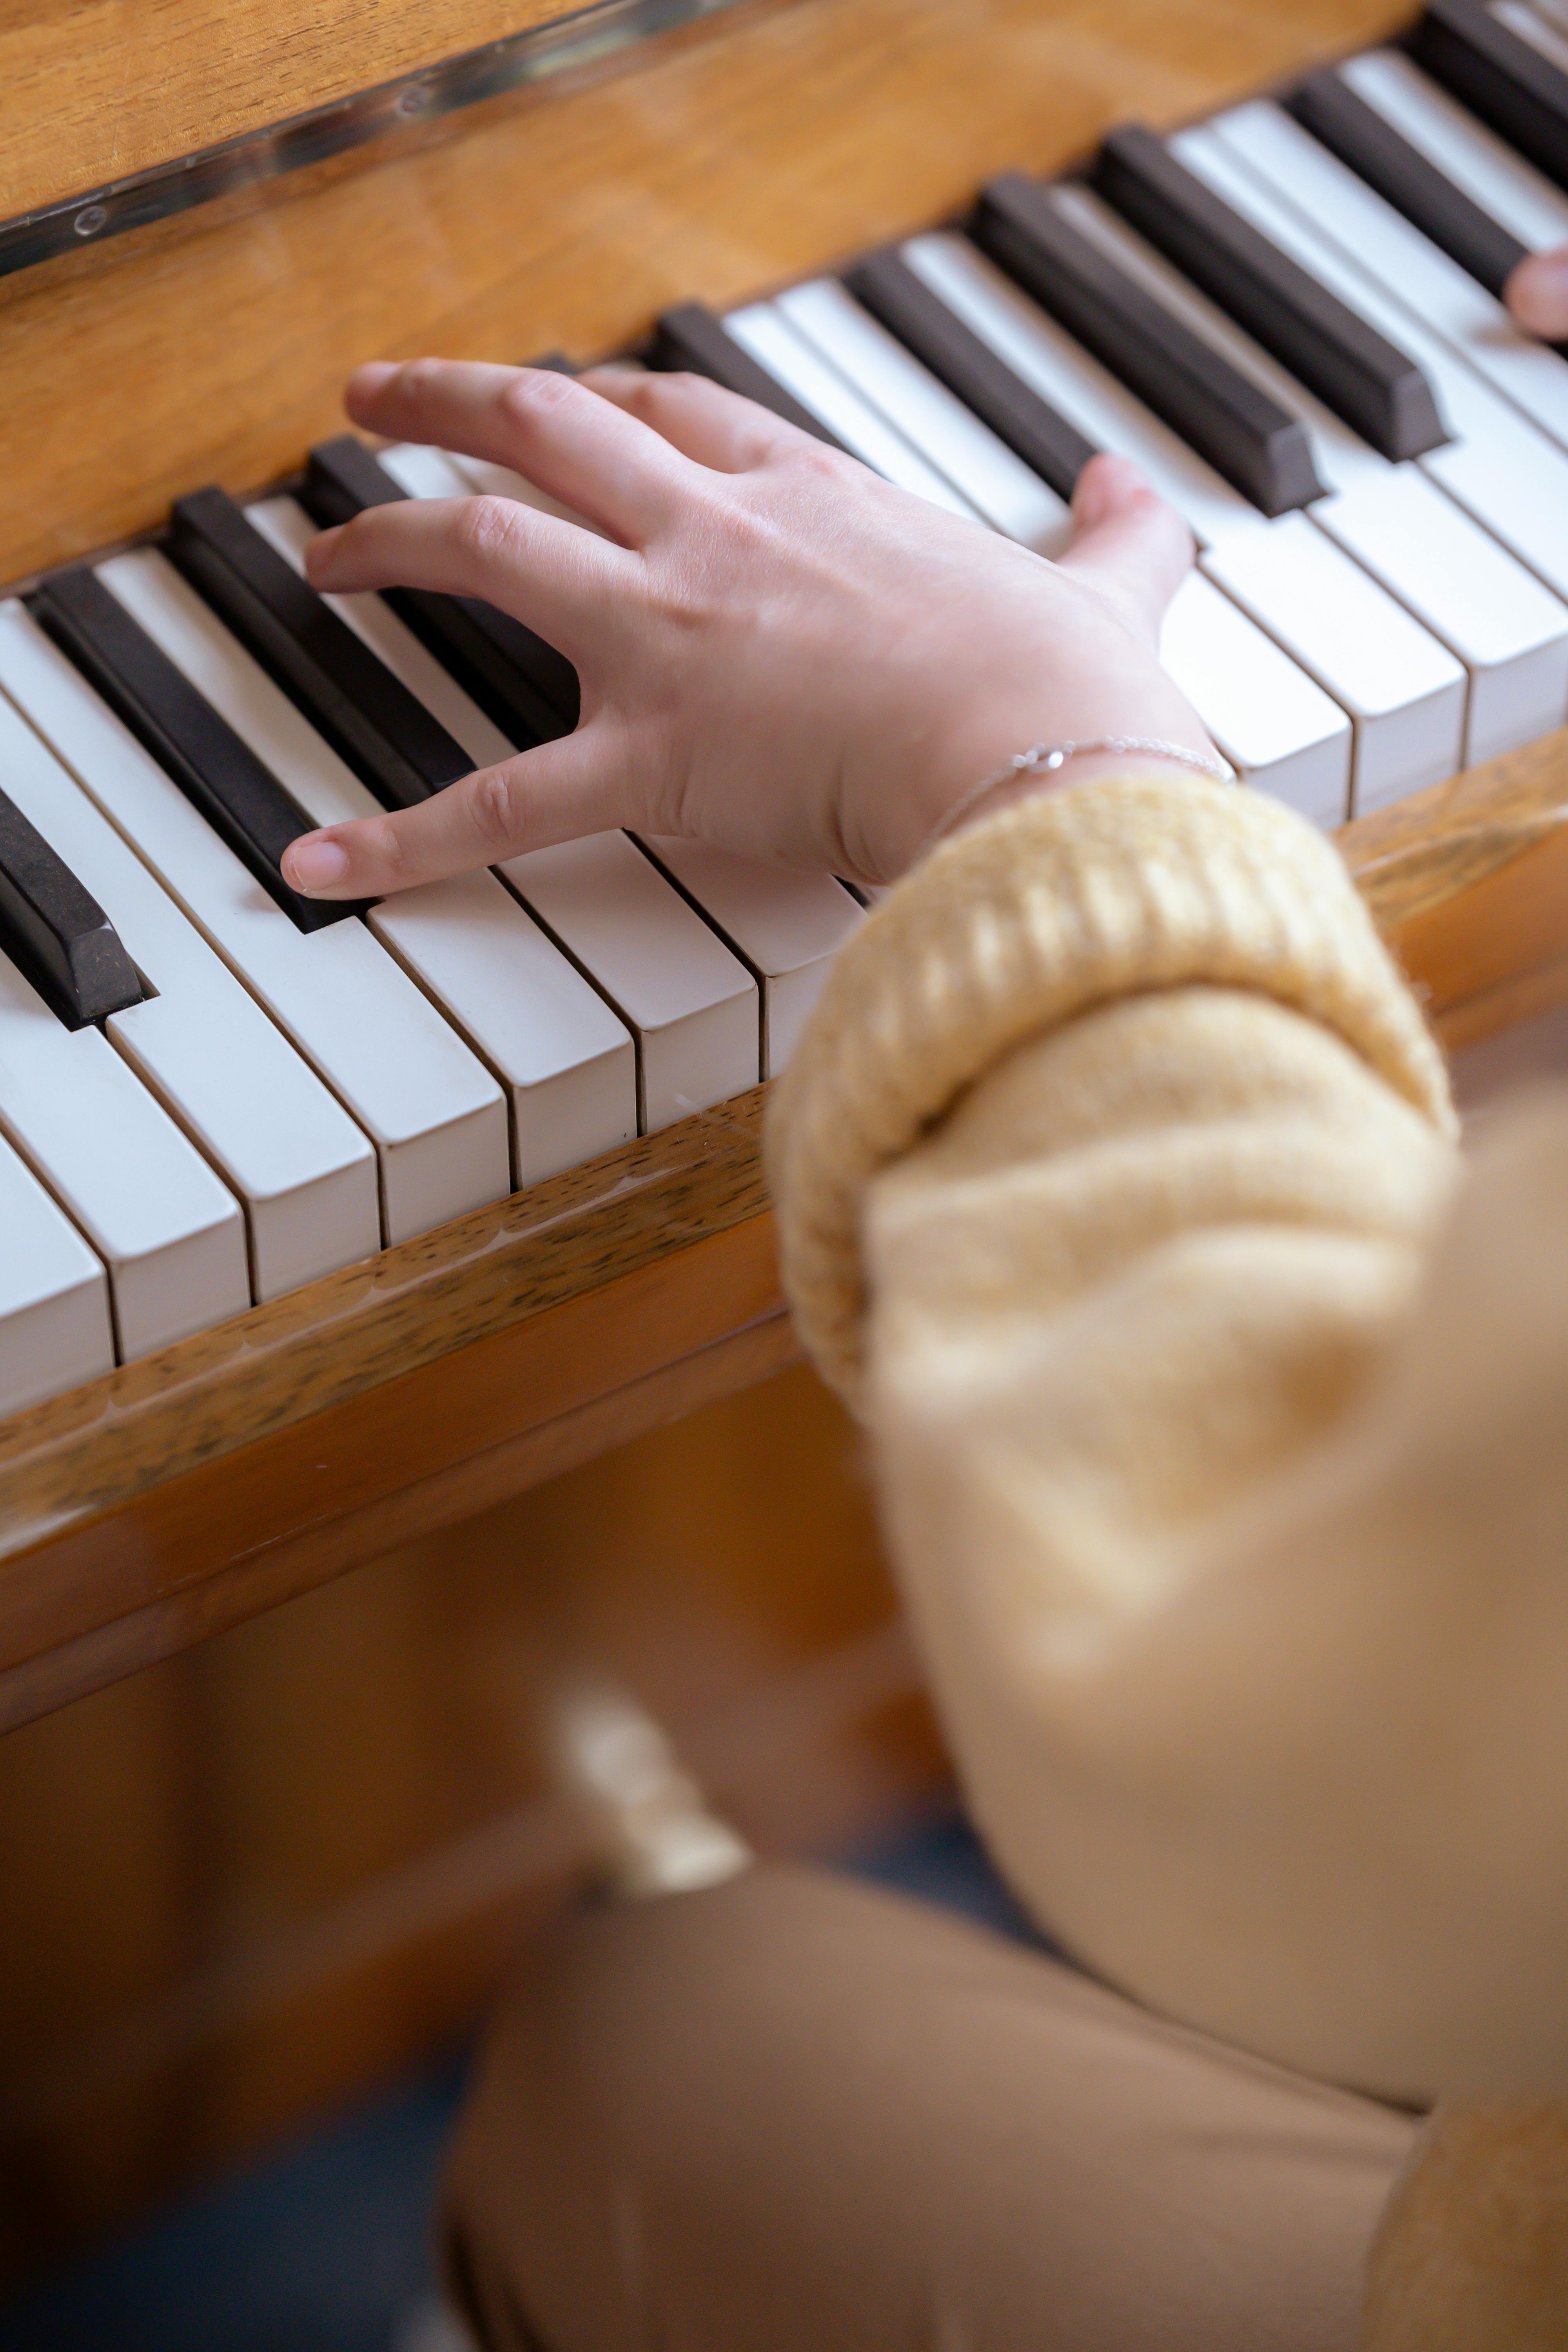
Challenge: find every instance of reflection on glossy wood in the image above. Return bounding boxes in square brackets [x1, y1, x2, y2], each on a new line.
[0, 0, 1409, 584]
[0, 0, 619, 219]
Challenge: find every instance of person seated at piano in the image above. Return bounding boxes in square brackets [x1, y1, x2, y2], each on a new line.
[278, 336, 1568, 2351]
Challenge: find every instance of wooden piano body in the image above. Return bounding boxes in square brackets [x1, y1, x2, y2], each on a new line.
[4, 0, 1568, 1735]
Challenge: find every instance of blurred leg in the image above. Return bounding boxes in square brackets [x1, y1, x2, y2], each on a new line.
[1363, 2102, 1568, 2350]
[443, 1864, 1416, 2352]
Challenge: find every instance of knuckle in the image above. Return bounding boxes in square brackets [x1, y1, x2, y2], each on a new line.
[465, 766, 526, 851]
[452, 494, 522, 566]
[368, 816, 411, 881]
[784, 437, 850, 488]
[499, 367, 577, 427]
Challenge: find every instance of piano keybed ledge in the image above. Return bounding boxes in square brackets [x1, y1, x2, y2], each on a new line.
[5, 0, 1568, 1720]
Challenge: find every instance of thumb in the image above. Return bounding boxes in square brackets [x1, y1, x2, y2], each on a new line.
[1505, 244, 1568, 341]
[1055, 452, 1194, 646]
[280, 728, 624, 899]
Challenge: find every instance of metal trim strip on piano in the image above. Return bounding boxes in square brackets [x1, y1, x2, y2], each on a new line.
[0, 0, 747, 284]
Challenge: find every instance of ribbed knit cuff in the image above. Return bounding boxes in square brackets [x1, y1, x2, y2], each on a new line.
[766, 774, 1454, 1406]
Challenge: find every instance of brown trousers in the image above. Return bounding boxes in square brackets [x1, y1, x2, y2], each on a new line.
[441, 1865, 1417, 2350]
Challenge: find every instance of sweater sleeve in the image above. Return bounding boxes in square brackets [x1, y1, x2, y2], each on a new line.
[768, 774, 1568, 2102]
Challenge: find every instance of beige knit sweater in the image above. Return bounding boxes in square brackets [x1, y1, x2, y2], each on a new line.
[768, 772, 1568, 2106]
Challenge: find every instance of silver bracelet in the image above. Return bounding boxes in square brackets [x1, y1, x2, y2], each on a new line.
[926, 735, 1233, 857]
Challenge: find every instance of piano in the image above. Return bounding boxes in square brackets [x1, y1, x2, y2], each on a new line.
[4, 0, 1568, 1731]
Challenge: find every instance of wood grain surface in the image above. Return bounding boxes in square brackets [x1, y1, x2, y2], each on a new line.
[0, 0, 616, 219]
[0, 0, 1410, 586]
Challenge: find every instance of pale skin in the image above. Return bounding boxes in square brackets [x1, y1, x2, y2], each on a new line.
[283, 254, 1568, 901]
[1504, 245, 1568, 340]
[281, 358, 1210, 900]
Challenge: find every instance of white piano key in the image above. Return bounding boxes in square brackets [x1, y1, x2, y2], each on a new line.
[1200, 516, 1465, 807]
[1175, 120, 1568, 608]
[1211, 101, 1568, 455]
[0, 688, 379, 1300]
[374, 442, 476, 503]
[902, 230, 1465, 808]
[634, 837, 863, 1076]
[0, 1135, 114, 1415]
[437, 448, 605, 537]
[258, 479, 759, 1131]
[499, 832, 757, 1131]
[0, 603, 505, 1246]
[1340, 49, 1568, 251]
[373, 872, 635, 1185]
[1056, 181, 1568, 768]
[773, 279, 1073, 552]
[1157, 571, 1350, 824]
[0, 937, 247, 1359]
[775, 253, 1347, 817]
[96, 550, 635, 1184]
[722, 304, 984, 518]
[245, 495, 514, 770]
[1314, 467, 1568, 760]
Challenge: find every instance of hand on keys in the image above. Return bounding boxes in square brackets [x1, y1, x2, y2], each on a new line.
[281, 358, 1210, 897]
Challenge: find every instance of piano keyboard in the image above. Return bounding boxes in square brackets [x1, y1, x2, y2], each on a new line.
[4, 0, 1568, 1418]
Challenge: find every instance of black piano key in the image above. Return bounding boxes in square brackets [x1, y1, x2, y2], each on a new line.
[169, 486, 469, 813]
[1091, 123, 1448, 461]
[301, 437, 579, 748]
[0, 783, 143, 1028]
[1410, 0, 1568, 194]
[648, 303, 849, 448]
[843, 247, 1099, 499]
[28, 568, 354, 936]
[969, 174, 1325, 516]
[1288, 65, 1528, 299]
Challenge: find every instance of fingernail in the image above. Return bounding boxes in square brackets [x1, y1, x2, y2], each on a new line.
[349, 360, 397, 397]
[285, 835, 350, 893]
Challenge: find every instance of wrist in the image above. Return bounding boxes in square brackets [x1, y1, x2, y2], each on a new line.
[919, 736, 1230, 864]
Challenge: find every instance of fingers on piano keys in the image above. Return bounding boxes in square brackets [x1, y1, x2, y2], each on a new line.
[9, 4, 1568, 1409]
